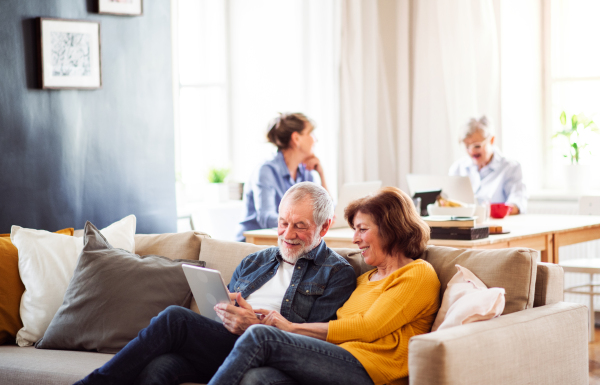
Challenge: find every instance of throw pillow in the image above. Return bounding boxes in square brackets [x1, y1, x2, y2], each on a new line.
[11, 215, 136, 346]
[36, 221, 204, 353]
[0, 228, 74, 345]
[431, 264, 505, 332]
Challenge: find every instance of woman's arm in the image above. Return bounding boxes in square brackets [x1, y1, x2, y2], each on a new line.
[252, 166, 281, 228]
[256, 308, 329, 340]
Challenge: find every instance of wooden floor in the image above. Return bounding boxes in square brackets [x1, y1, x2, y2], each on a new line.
[590, 327, 600, 384]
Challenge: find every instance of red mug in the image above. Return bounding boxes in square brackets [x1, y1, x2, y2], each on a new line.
[490, 203, 512, 219]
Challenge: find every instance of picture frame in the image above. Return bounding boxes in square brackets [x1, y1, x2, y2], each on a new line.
[38, 18, 102, 90]
[98, 0, 143, 16]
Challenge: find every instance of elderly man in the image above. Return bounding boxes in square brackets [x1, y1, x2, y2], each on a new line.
[75, 182, 356, 385]
[449, 116, 528, 214]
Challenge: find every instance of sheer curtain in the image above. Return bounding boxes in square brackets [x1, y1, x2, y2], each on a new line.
[229, 0, 341, 197]
[412, 0, 499, 175]
[338, 0, 500, 190]
[339, 0, 401, 188]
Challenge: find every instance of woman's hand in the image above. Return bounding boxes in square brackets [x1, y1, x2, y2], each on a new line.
[215, 293, 260, 335]
[255, 308, 295, 333]
[302, 154, 330, 194]
[302, 154, 322, 173]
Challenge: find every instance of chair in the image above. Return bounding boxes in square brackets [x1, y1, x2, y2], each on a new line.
[580, 195, 600, 215]
[559, 195, 600, 342]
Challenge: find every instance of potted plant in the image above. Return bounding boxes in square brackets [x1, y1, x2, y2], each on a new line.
[553, 111, 600, 190]
[205, 167, 230, 202]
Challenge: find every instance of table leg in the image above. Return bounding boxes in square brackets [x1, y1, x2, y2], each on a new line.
[541, 234, 554, 263]
[591, 273, 595, 343]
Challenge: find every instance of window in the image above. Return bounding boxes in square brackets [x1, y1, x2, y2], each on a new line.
[549, 0, 600, 168]
[173, 0, 230, 202]
[172, 0, 340, 208]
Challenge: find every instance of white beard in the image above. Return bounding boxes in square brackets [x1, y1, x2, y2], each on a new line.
[278, 232, 322, 264]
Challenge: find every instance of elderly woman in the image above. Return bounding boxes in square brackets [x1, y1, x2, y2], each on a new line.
[208, 187, 440, 385]
[449, 116, 528, 214]
[236, 113, 329, 241]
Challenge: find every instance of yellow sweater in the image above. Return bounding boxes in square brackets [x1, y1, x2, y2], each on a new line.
[326, 259, 440, 385]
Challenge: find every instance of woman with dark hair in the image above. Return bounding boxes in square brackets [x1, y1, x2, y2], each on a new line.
[236, 113, 329, 241]
[212, 187, 440, 385]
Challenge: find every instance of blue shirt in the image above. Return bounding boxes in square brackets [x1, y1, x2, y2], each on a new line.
[228, 240, 357, 323]
[236, 151, 314, 241]
[449, 148, 528, 213]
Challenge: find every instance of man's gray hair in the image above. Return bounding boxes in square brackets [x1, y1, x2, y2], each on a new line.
[280, 182, 334, 227]
[460, 116, 493, 141]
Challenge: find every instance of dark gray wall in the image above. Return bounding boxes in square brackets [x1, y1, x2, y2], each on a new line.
[0, 1, 177, 234]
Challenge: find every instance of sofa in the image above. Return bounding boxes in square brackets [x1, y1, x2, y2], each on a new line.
[0, 231, 589, 385]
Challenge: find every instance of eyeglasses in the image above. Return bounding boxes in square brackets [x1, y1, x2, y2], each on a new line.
[464, 136, 491, 151]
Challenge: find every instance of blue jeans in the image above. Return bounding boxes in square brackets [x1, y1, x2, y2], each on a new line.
[73, 306, 239, 385]
[207, 324, 374, 385]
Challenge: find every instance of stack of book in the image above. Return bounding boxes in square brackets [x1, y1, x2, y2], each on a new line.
[422, 216, 489, 240]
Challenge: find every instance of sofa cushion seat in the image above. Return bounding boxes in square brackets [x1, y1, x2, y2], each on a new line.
[0, 345, 114, 384]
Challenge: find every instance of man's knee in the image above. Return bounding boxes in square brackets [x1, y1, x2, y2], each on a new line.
[241, 324, 284, 346]
[157, 305, 194, 321]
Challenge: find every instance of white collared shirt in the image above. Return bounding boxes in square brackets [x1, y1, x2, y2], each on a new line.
[449, 148, 528, 213]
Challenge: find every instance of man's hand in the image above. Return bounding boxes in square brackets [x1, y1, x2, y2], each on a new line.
[255, 308, 295, 333]
[214, 293, 260, 335]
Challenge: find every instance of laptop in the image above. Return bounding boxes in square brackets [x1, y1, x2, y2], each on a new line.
[406, 174, 475, 204]
[182, 264, 231, 323]
[330, 181, 382, 229]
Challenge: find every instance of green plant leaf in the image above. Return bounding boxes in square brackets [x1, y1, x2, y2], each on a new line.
[560, 111, 567, 126]
[571, 114, 578, 130]
[207, 168, 230, 183]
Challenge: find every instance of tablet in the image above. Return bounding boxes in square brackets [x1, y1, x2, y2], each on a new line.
[182, 264, 231, 323]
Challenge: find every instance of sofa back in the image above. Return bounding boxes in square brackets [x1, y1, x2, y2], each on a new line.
[199, 239, 555, 316]
[127, 233, 561, 315]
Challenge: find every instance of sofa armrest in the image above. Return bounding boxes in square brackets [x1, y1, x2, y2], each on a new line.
[408, 302, 587, 385]
[534, 262, 564, 307]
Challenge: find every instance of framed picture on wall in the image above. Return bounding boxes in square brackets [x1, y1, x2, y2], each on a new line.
[98, 0, 143, 16]
[38, 18, 102, 90]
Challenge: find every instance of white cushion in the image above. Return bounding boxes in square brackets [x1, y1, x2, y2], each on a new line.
[432, 264, 505, 332]
[11, 215, 136, 347]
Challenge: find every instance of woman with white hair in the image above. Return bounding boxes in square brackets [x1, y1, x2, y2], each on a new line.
[449, 116, 527, 214]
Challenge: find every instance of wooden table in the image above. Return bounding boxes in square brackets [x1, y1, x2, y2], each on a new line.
[244, 214, 600, 264]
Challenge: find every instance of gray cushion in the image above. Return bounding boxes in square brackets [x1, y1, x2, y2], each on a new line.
[36, 222, 204, 353]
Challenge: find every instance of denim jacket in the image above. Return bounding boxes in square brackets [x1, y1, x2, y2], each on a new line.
[228, 241, 357, 323]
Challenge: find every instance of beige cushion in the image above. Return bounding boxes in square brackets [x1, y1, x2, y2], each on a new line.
[134, 231, 210, 261]
[199, 239, 270, 284]
[534, 262, 564, 307]
[423, 246, 537, 315]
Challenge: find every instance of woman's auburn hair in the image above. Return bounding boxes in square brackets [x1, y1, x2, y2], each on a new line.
[344, 187, 430, 260]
